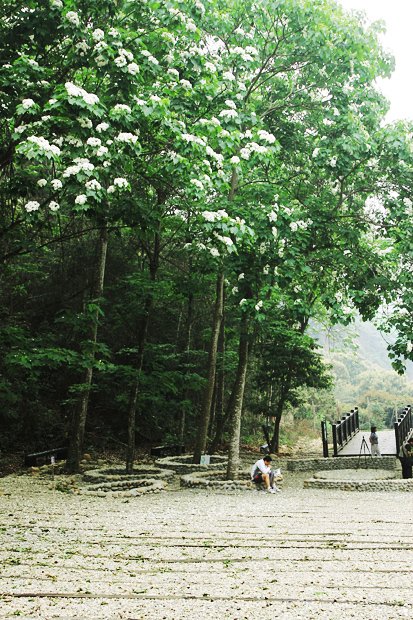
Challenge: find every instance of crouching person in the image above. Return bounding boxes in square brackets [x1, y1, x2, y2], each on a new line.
[251, 455, 280, 493]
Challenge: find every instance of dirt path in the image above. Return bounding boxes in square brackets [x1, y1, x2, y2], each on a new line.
[1, 473, 413, 619]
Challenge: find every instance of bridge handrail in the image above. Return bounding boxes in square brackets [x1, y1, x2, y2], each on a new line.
[394, 405, 412, 455]
[331, 408, 359, 457]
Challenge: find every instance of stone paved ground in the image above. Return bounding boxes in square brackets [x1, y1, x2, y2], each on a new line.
[1, 471, 413, 620]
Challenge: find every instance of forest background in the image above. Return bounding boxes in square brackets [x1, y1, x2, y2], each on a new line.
[2, 0, 413, 477]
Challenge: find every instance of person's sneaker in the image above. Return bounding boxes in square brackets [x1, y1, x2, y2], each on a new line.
[268, 487, 277, 494]
[271, 485, 281, 492]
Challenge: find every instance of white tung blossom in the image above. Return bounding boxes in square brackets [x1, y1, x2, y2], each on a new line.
[26, 136, 61, 157]
[113, 104, 131, 114]
[113, 177, 129, 188]
[37, 179, 47, 187]
[127, 63, 139, 75]
[96, 122, 109, 133]
[24, 201, 40, 212]
[92, 28, 104, 42]
[49, 201, 60, 211]
[65, 11, 80, 26]
[85, 179, 102, 191]
[21, 98, 35, 110]
[86, 137, 101, 147]
[115, 132, 139, 144]
[75, 194, 87, 205]
[51, 179, 62, 190]
[65, 82, 99, 106]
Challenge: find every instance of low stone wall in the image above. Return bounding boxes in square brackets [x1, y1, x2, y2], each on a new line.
[287, 456, 396, 472]
[180, 469, 254, 490]
[156, 454, 227, 474]
[83, 466, 176, 484]
[304, 478, 413, 492]
[180, 469, 283, 490]
[81, 478, 167, 497]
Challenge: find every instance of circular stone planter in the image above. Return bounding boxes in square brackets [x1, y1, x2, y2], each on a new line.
[83, 466, 175, 484]
[304, 468, 413, 492]
[81, 478, 167, 497]
[180, 469, 283, 490]
[155, 454, 227, 474]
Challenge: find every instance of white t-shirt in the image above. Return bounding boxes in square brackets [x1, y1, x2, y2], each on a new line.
[251, 458, 271, 479]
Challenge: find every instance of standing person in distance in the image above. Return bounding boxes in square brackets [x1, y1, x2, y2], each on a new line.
[369, 426, 381, 457]
[251, 455, 280, 493]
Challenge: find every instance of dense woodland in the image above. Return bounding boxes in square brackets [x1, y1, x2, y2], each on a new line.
[2, 0, 413, 477]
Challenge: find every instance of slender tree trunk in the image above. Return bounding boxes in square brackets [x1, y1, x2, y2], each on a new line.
[125, 231, 160, 473]
[178, 290, 194, 446]
[66, 224, 108, 473]
[226, 312, 249, 479]
[269, 385, 290, 453]
[193, 271, 224, 463]
[209, 314, 226, 454]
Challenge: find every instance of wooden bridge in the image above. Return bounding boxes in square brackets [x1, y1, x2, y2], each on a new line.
[338, 430, 396, 456]
[322, 406, 412, 458]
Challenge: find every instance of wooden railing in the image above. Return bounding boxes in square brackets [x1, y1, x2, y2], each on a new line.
[332, 408, 359, 457]
[394, 405, 412, 456]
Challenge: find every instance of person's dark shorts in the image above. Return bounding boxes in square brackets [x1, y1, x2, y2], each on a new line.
[253, 473, 264, 484]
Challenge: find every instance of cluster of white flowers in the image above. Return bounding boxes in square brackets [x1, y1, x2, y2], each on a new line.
[92, 28, 104, 42]
[257, 129, 276, 144]
[115, 132, 139, 144]
[85, 179, 102, 191]
[114, 177, 129, 188]
[24, 200, 40, 212]
[230, 155, 240, 165]
[219, 108, 238, 119]
[113, 104, 131, 114]
[223, 71, 235, 81]
[214, 233, 233, 247]
[204, 61, 216, 73]
[210, 247, 220, 257]
[96, 145, 109, 157]
[127, 62, 139, 75]
[255, 300, 263, 311]
[239, 298, 247, 306]
[49, 201, 60, 211]
[76, 40, 90, 54]
[65, 82, 99, 106]
[78, 117, 93, 129]
[180, 79, 192, 89]
[329, 156, 337, 167]
[37, 179, 47, 187]
[63, 158, 94, 177]
[96, 122, 109, 133]
[202, 210, 228, 222]
[21, 98, 35, 110]
[27, 136, 61, 157]
[229, 46, 255, 62]
[65, 11, 80, 26]
[86, 137, 101, 147]
[312, 148, 320, 158]
[140, 49, 159, 66]
[75, 194, 87, 205]
[190, 179, 204, 190]
[182, 133, 207, 147]
[51, 179, 62, 190]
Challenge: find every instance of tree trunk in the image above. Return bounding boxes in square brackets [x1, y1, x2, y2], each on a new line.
[178, 290, 194, 446]
[193, 271, 224, 463]
[208, 314, 226, 454]
[66, 224, 108, 473]
[269, 386, 290, 453]
[125, 231, 160, 473]
[226, 312, 249, 479]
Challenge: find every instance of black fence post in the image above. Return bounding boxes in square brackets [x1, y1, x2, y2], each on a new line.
[321, 421, 329, 457]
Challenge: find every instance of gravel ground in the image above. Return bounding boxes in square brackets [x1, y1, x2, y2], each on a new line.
[1, 468, 413, 620]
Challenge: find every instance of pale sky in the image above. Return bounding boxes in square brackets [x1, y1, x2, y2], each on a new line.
[339, 0, 413, 122]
